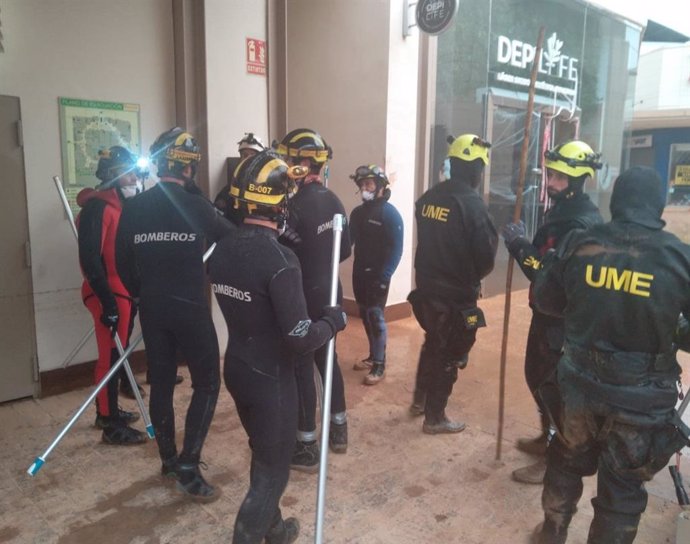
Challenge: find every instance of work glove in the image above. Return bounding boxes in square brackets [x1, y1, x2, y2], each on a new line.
[321, 305, 347, 336]
[100, 303, 119, 337]
[501, 220, 526, 247]
[280, 225, 302, 247]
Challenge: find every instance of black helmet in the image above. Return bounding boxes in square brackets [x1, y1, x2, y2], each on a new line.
[229, 150, 304, 222]
[350, 164, 389, 192]
[150, 127, 201, 178]
[95, 146, 137, 187]
[275, 128, 332, 165]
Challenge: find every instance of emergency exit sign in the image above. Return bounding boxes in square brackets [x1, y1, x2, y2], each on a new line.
[246, 38, 266, 76]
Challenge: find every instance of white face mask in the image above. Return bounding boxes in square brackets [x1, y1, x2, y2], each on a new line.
[361, 190, 376, 202]
[439, 158, 451, 182]
[120, 182, 142, 199]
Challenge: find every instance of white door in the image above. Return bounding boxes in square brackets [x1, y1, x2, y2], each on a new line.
[0, 95, 38, 402]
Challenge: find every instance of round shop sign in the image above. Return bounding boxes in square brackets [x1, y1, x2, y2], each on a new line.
[416, 0, 458, 36]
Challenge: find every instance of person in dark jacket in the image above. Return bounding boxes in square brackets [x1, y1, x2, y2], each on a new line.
[530, 166, 690, 544]
[408, 134, 498, 434]
[210, 150, 347, 544]
[501, 140, 604, 484]
[274, 128, 352, 472]
[349, 164, 404, 385]
[76, 145, 146, 446]
[116, 127, 235, 501]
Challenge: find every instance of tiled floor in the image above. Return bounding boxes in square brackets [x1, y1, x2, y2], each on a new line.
[1, 289, 687, 543]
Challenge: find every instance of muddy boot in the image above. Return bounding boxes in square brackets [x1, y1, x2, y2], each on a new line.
[101, 423, 147, 446]
[265, 517, 300, 544]
[353, 357, 373, 371]
[120, 379, 146, 400]
[161, 455, 178, 481]
[422, 416, 466, 435]
[290, 440, 319, 473]
[531, 520, 568, 544]
[516, 433, 548, 456]
[95, 409, 139, 429]
[329, 422, 348, 454]
[174, 462, 219, 502]
[511, 459, 546, 485]
[409, 390, 426, 417]
[364, 362, 385, 385]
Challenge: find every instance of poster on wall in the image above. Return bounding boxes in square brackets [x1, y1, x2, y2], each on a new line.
[58, 97, 141, 216]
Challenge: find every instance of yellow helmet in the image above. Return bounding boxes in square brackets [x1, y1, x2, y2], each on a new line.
[275, 128, 332, 164]
[447, 134, 491, 165]
[544, 140, 602, 178]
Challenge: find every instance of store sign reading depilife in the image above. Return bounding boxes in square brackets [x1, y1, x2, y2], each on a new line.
[494, 32, 579, 99]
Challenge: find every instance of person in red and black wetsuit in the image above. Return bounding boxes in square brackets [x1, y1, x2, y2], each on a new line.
[76, 146, 146, 446]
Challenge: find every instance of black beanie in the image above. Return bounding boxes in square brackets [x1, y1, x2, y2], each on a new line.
[610, 166, 665, 229]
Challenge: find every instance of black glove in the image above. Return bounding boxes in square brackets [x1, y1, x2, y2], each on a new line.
[100, 304, 119, 337]
[280, 225, 302, 247]
[321, 305, 347, 335]
[501, 220, 526, 247]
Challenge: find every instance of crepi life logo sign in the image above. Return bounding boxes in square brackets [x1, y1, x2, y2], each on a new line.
[497, 32, 579, 83]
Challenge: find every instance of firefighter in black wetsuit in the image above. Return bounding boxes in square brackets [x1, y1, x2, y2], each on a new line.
[213, 133, 266, 225]
[115, 127, 235, 501]
[275, 128, 352, 472]
[530, 166, 690, 544]
[209, 150, 347, 544]
[76, 145, 145, 445]
[501, 140, 603, 485]
[408, 134, 498, 434]
[349, 164, 404, 385]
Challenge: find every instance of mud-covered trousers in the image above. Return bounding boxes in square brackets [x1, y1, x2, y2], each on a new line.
[541, 372, 683, 543]
[139, 297, 220, 465]
[353, 271, 389, 363]
[296, 278, 346, 433]
[411, 297, 477, 424]
[525, 310, 564, 434]
[225, 355, 297, 543]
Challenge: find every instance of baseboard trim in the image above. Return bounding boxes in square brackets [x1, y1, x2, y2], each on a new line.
[39, 350, 149, 398]
[341, 298, 412, 322]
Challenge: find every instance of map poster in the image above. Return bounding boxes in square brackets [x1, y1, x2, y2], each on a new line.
[58, 97, 141, 216]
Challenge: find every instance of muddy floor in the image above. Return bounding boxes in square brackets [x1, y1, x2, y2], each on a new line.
[0, 289, 687, 543]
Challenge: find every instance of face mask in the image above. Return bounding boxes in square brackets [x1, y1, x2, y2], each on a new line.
[361, 190, 376, 202]
[439, 158, 451, 182]
[120, 182, 142, 199]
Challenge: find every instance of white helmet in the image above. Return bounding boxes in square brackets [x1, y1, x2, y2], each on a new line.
[238, 133, 266, 154]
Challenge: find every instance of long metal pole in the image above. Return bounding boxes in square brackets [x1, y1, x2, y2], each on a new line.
[496, 27, 545, 461]
[60, 327, 95, 369]
[314, 213, 344, 544]
[27, 332, 143, 476]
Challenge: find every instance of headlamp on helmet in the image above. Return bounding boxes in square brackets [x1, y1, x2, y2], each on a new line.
[150, 127, 201, 178]
[544, 140, 602, 179]
[274, 128, 333, 164]
[447, 134, 491, 165]
[95, 145, 139, 186]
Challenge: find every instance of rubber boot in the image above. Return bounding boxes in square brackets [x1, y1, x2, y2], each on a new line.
[174, 462, 219, 502]
[512, 459, 546, 485]
[264, 517, 300, 544]
[531, 520, 568, 544]
[329, 421, 348, 454]
[587, 510, 640, 544]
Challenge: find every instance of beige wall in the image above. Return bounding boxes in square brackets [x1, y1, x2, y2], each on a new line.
[0, 0, 176, 372]
[285, 0, 419, 304]
[204, 0, 269, 351]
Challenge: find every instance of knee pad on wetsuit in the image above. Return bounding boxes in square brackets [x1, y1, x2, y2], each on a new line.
[365, 307, 385, 337]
